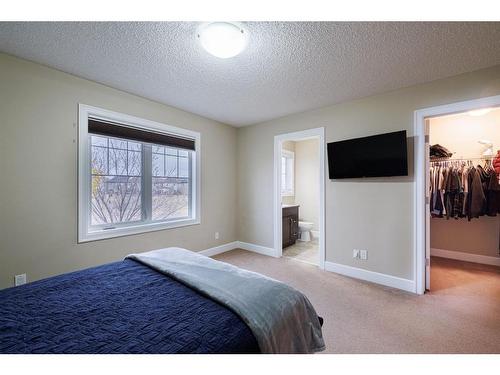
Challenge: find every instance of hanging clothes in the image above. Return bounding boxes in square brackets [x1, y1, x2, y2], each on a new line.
[486, 168, 500, 216]
[468, 166, 485, 220]
[430, 159, 499, 221]
[493, 150, 500, 174]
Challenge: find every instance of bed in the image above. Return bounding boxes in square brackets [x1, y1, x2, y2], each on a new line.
[0, 248, 324, 354]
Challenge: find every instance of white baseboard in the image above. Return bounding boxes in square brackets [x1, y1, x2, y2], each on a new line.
[201, 243, 416, 292]
[237, 241, 278, 257]
[199, 241, 239, 257]
[324, 261, 416, 293]
[200, 241, 277, 258]
[431, 248, 500, 266]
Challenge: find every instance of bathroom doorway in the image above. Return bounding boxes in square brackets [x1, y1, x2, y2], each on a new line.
[273, 128, 325, 268]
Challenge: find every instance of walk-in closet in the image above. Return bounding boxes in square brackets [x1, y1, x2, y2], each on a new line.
[428, 107, 500, 295]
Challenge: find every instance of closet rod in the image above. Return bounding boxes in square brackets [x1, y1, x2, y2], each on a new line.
[430, 157, 493, 162]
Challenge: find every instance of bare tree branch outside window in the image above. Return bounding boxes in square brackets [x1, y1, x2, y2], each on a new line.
[152, 145, 189, 220]
[90, 136, 189, 226]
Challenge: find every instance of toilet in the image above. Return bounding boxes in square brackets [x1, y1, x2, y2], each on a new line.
[298, 221, 314, 242]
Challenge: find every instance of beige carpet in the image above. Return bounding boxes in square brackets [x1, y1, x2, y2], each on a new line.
[214, 250, 500, 353]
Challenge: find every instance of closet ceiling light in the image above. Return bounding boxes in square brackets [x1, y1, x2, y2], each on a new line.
[468, 108, 493, 116]
[197, 22, 247, 59]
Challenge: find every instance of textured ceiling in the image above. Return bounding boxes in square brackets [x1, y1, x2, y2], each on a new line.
[1, 22, 500, 126]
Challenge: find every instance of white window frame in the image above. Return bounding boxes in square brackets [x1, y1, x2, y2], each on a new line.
[78, 104, 201, 243]
[281, 149, 295, 197]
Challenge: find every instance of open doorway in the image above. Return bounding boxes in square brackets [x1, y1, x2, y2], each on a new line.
[415, 95, 500, 294]
[273, 128, 325, 268]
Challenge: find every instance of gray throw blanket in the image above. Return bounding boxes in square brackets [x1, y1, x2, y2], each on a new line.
[126, 247, 325, 354]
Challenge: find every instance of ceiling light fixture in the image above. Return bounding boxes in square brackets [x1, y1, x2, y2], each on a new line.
[197, 22, 247, 59]
[468, 108, 493, 117]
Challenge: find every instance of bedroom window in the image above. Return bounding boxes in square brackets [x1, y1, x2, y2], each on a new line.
[78, 105, 200, 242]
[281, 150, 294, 196]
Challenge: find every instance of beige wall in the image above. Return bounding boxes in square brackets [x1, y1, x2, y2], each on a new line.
[429, 109, 500, 257]
[0, 54, 238, 289]
[294, 139, 319, 230]
[237, 65, 500, 280]
[431, 218, 499, 256]
[2, 53, 500, 290]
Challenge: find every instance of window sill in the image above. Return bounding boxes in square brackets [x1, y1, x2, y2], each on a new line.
[78, 218, 201, 243]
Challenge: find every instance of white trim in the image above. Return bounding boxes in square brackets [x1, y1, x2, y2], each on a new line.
[414, 95, 500, 294]
[200, 241, 277, 258]
[78, 104, 201, 243]
[199, 242, 240, 257]
[237, 241, 278, 257]
[324, 261, 416, 293]
[431, 248, 500, 267]
[274, 127, 326, 269]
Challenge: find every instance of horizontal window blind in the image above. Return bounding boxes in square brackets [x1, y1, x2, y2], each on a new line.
[88, 118, 196, 151]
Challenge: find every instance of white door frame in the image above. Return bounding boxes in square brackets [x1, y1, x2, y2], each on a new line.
[273, 127, 326, 269]
[414, 94, 500, 295]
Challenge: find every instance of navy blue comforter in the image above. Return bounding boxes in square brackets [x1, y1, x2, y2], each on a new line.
[0, 259, 259, 353]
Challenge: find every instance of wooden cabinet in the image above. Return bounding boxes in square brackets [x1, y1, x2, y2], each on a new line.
[282, 205, 299, 248]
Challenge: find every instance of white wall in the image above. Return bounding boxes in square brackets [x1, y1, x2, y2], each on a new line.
[429, 109, 500, 258]
[237, 64, 500, 280]
[294, 139, 319, 230]
[0, 54, 238, 289]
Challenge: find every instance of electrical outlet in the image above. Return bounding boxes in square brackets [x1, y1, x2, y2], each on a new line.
[215, 232, 219, 240]
[360, 250, 368, 260]
[353, 249, 360, 259]
[15, 274, 26, 286]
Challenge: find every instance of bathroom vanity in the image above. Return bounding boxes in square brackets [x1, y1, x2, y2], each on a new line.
[282, 205, 299, 248]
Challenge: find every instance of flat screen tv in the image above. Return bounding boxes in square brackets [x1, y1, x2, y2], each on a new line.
[327, 130, 408, 179]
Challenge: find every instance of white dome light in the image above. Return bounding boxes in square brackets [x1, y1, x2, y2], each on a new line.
[197, 22, 247, 59]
